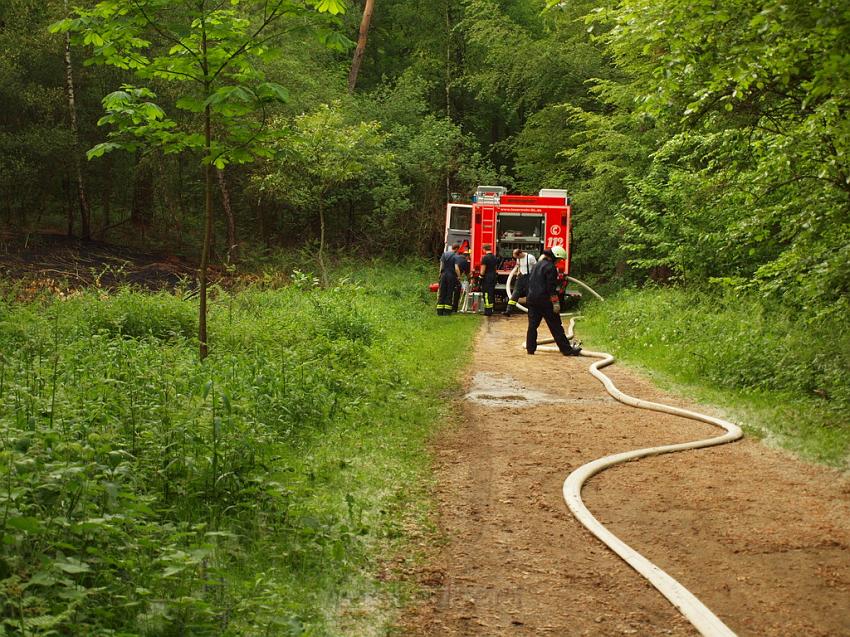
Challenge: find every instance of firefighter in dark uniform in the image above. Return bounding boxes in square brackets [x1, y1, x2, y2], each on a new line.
[451, 248, 470, 313]
[479, 244, 498, 316]
[525, 246, 582, 356]
[436, 244, 459, 315]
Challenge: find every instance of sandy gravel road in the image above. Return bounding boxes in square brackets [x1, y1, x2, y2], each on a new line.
[400, 316, 850, 636]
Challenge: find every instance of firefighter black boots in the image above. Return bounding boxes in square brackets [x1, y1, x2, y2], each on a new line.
[563, 339, 582, 356]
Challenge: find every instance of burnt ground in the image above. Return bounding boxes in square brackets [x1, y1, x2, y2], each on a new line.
[0, 231, 204, 298]
[398, 317, 850, 636]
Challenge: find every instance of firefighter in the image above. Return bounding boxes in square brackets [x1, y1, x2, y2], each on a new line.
[440, 243, 459, 269]
[502, 247, 537, 317]
[525, 246, 582, 356]
[479, 243, 498, 316]
[436, 244, 460, 315]
[451, 247, 470, 313]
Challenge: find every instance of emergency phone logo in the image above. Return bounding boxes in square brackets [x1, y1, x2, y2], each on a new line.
[547, 224, 564, 248]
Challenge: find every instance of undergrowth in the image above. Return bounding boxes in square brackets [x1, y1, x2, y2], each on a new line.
[0, 260, 477, 636]
[577, 287, 850, 467]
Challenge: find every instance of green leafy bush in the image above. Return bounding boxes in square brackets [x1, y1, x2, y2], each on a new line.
[0, 261, 476, 635]
[309, 285, 379, 346]
[580, 286, 850, 464]
[81, 289, 197, 339]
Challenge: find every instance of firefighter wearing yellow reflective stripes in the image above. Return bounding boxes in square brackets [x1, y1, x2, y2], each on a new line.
[479, 244, 498, 316]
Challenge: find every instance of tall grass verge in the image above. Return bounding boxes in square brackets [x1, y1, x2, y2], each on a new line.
[0, 260, 477, 636]
[577, 287, 850, 468]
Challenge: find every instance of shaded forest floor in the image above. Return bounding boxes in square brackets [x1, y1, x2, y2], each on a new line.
[399, 317, 850, 636]
[0, 231, 201, 298]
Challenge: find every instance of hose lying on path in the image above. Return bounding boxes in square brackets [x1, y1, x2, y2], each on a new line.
[531, 313, 743, 637]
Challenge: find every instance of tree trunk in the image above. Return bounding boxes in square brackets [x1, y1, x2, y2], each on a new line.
[1, 191, 7, 226]
[217, 167, 237, 262]
[444, 2, 454, 203]
[445, 2, 451, 120]
[318, 198, 329, 287]
[63, 175, 73, 236]
[347, 0, 375, 93]
[158, 158, 183, 249]
[199, 103, 213, 360]
[346, 199, 354, 247]
[62, 0, 91, 240]
[257, 195, 269, 248]
[199, 24, 213, 360]
[177, 157, 186, 251]
[101, 156, 112, 234]
[130, 153, 153, 236]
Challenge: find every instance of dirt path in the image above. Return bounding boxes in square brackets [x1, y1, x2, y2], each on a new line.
[400, 317, 850, 636]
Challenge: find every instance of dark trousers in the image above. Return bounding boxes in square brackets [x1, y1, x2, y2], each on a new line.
[451, 280, 462, 312]
[482, 279, 496, 315]
[509, 275, 528, 303]
[505, 275, 527, 313]
[437, 273, 457, 315]
[526, 300, 572, 354]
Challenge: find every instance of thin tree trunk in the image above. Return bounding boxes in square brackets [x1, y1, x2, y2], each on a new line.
[2, 186, 10, 224]
[257, 195, 269, 248]
[200, 104, 213, 360]
[217, 167, 237, 262]
[445, 2, 452, 202]
[318, 198, 328, 287]
[347, 199, 353, 246]
[63, 175, 73, 236]
[101, 156, 112, 232]
[199, 24, 213, 359]
[177, 158, 185, 251]
[444, 2, 451, 120]
[347, 0, 375, 93]
[158, 159, 183, 249]
[130, 153, 153, 237]
[62, 0, 91, 240]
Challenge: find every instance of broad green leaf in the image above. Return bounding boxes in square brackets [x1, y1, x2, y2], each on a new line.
[313, 0, 346, 15]
[317, 30, 354, 52]
[25, 571, 58, 588]
[204, 85, 255, 108]
[175, 95, 205, 113]
[87, 141, 127, 160]
[55, 558, 91, 574]
[256, 82, 290, 103]
[6, 516, 42, 534]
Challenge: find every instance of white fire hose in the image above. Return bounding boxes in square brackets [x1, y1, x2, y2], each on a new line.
[505, 269, 604, 314]
[511, 276, 742, 637]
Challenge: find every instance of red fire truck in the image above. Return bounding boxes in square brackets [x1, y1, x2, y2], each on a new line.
[443, 186, 573, 307]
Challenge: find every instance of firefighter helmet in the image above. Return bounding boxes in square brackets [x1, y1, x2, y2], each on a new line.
[551, 245, 568, 260]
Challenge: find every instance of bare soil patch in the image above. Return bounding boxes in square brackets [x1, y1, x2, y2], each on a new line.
[0, 232, 198, 296]
[399, 317, 850, 636]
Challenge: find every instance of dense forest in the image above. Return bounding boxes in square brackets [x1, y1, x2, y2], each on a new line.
[1, 0, 848, 634]
[3, 0, 847, 316]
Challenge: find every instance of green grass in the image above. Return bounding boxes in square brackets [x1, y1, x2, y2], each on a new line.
[575, 287, 850, 468]
[0, 260, 478, 636]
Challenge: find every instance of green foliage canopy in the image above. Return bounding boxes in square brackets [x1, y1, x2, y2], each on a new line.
[51, 0, 351, 169]
[549, 0, 850, 313]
